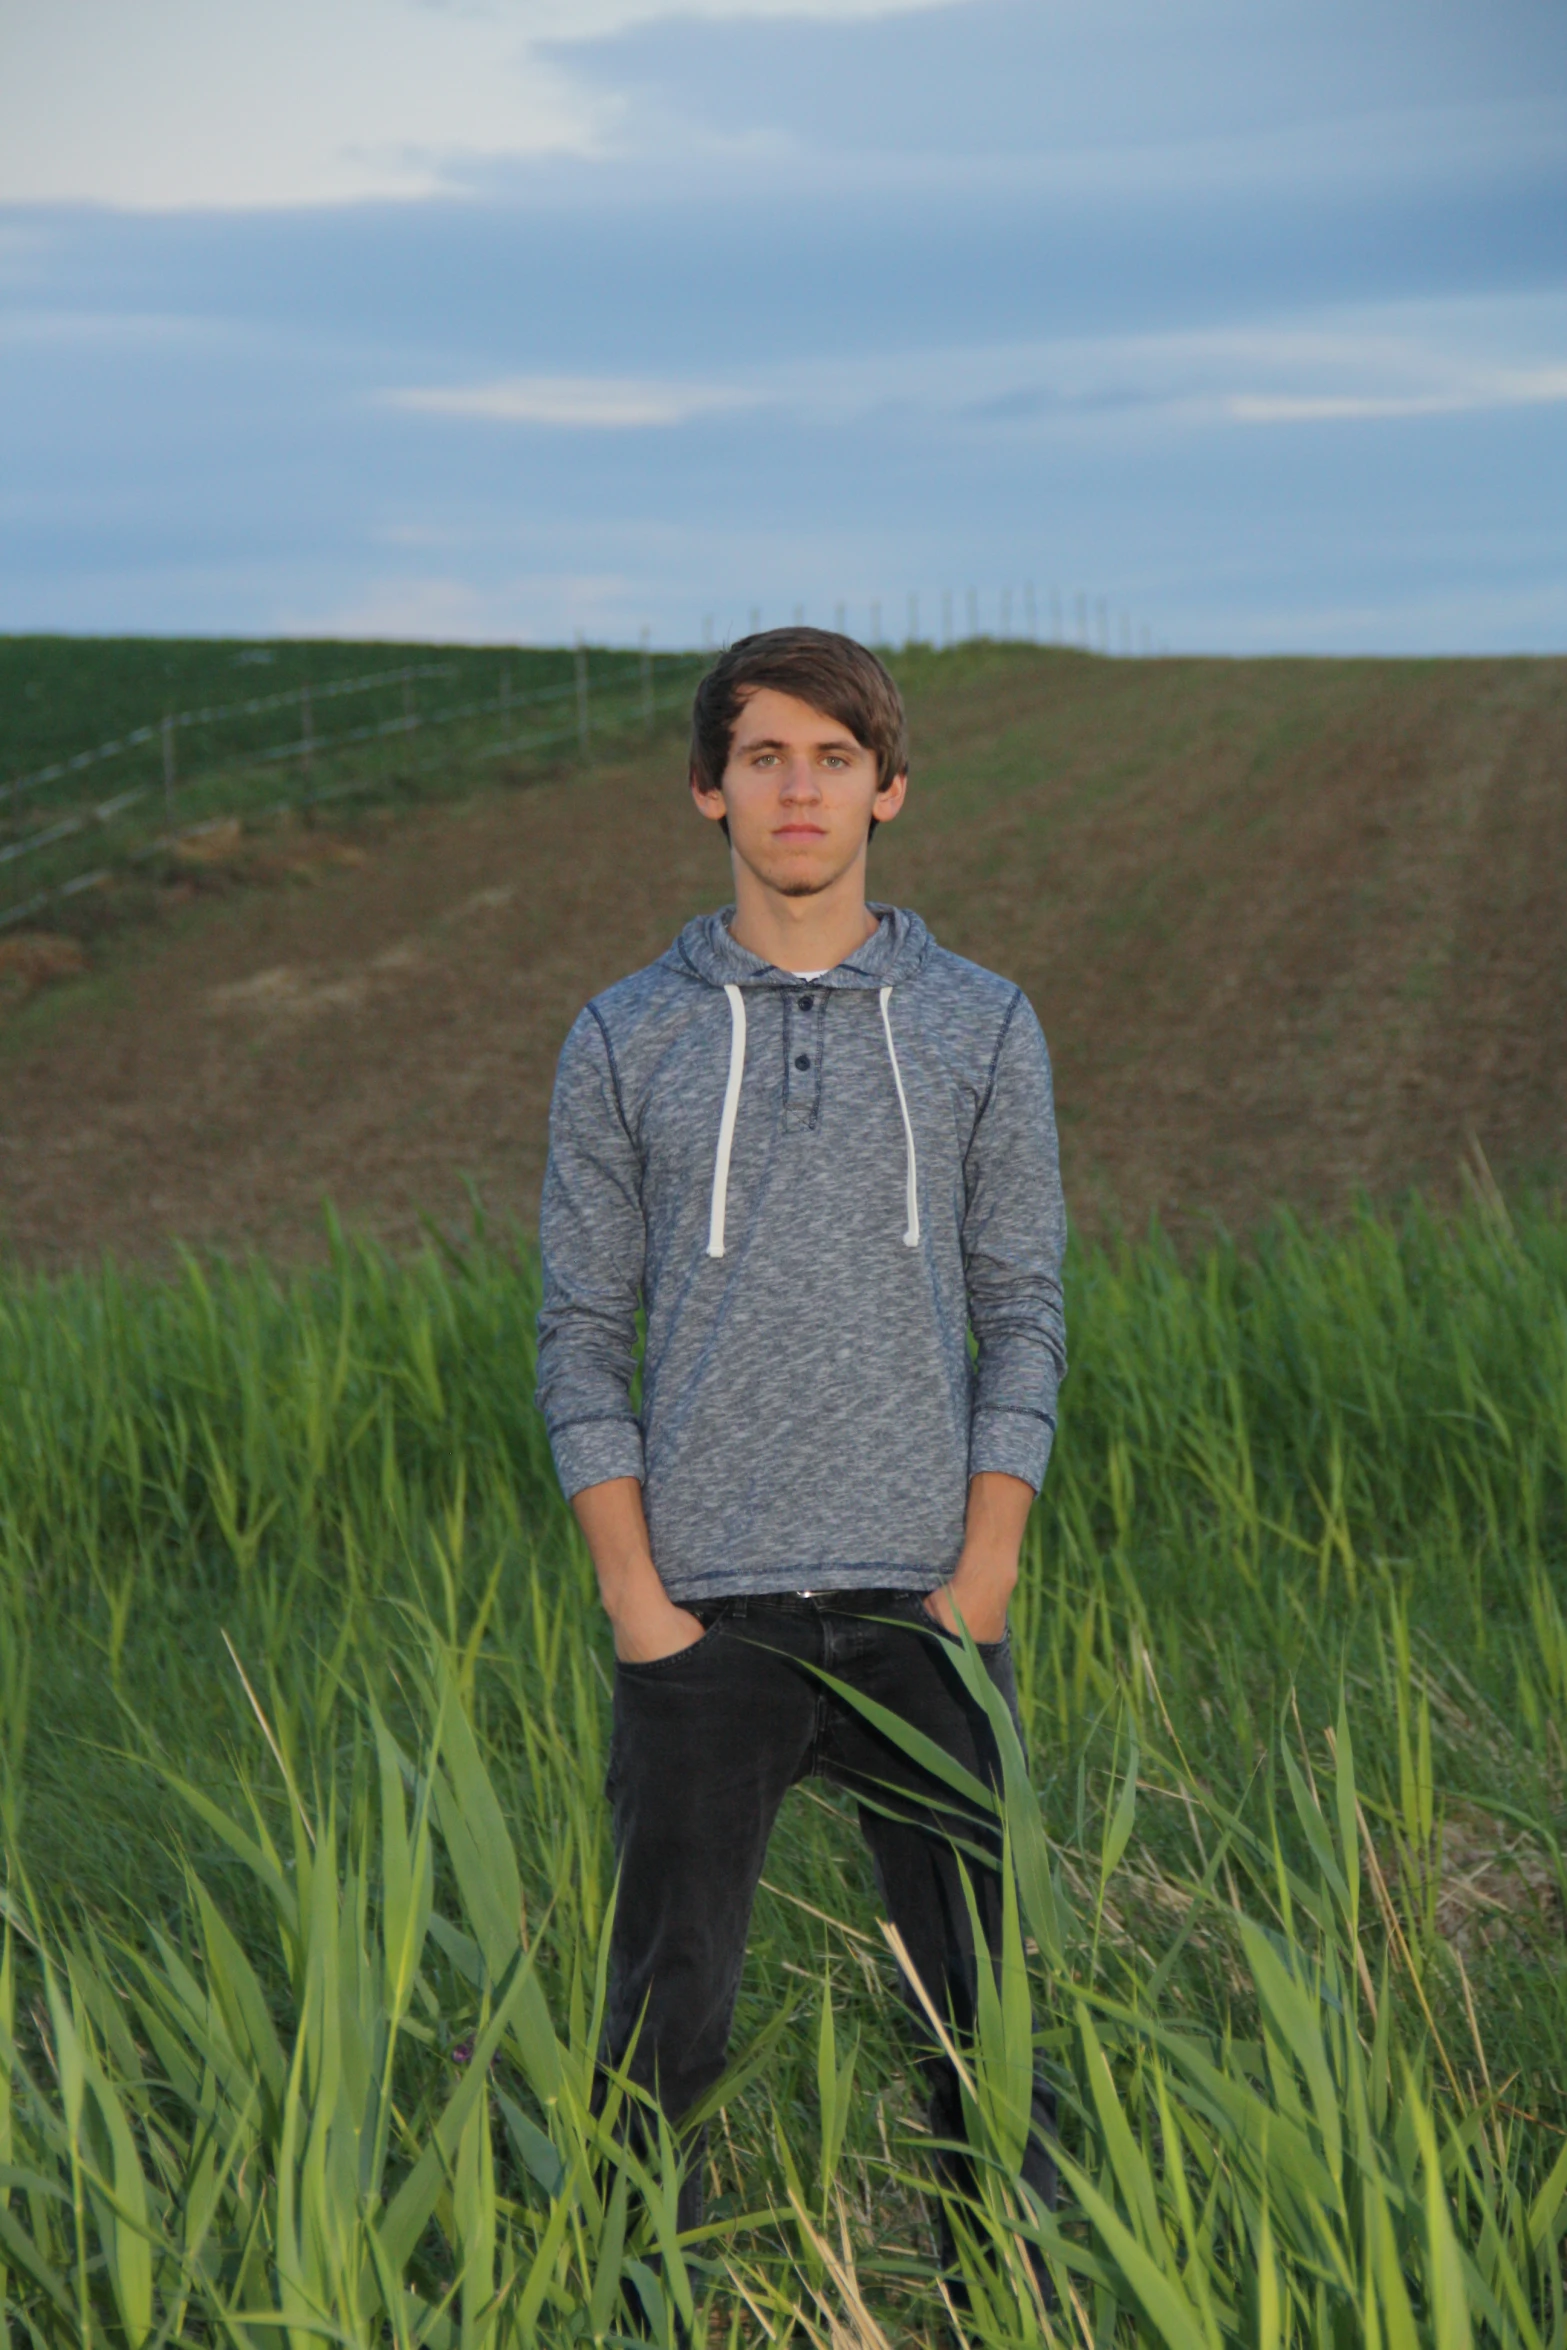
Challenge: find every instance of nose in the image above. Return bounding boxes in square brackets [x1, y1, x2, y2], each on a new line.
[778, 754, 822, 799]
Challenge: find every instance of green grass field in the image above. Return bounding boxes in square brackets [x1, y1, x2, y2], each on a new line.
[0, 636, 707, 926]
[0, 636, 628, 784]
[3, 1193, 1565, 2343]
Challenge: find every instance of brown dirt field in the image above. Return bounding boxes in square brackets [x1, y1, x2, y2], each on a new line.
[1, 647, 1564, 1270]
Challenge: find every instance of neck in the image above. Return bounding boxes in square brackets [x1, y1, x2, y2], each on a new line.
[726, 852, 878, 973]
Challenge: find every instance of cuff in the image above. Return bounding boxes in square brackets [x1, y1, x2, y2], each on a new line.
[968, 1407, 1054, 1492]
[549, 1416, 646, 1500]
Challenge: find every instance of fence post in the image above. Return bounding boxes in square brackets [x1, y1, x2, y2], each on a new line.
[1076, 592, 1088, 648]
[1051, 587, 1062, 642]
[161, 713, 176, 821]
[966, 586, 978, 641]
[301, 682, 313, 782]
[1024, 582, 1036, 640]
[907, 591, 919, 647]
[640, 628, 653, 732]
[575, 638, 590, 759]
[942, 589, 953, 647]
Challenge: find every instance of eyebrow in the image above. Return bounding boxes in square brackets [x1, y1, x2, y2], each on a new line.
[735, 732, 864, 755]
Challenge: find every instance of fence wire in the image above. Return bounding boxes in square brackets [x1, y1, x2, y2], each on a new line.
[0, 663, 461, 812]
[1, 650, 706, 932]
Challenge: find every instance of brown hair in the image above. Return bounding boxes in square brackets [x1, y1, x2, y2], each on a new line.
[689, 628, 909, 806]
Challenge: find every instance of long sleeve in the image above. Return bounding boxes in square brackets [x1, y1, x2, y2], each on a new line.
[961, 991, 1068, 1489]
[535, 1006, 648, 1498]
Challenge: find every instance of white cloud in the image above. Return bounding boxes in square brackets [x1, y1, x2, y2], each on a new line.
[1116, 320, 1567, 430]
[301, 575, 494, 640]
[519, 0, 957, 27]
[0, 0, 959, 211]
[295, 567, 645, 642]
[369, 301, 1567, 442]
[384, 374, 755, 427]
[0, 0, 597, 209]
[1226, 367, 1567, 424]
[797, 302, 1567, 436]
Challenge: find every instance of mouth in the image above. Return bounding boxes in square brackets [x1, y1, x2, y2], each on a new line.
[774, 824, 828, 840]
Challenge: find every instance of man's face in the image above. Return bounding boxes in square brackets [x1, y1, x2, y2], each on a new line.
[691, 687, 906, 897]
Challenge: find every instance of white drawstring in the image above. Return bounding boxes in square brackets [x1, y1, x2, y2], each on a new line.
[707, 980, 919, 1257]
[879, 985, 921, 1248]
[706, 982, 747, 1258]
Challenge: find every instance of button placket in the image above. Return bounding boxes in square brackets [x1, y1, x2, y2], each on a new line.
[782, 988, 826, 1132]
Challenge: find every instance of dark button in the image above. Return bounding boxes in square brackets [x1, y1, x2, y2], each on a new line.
[798, 995, 814, 1012]
[794, 1053, 811, 1071]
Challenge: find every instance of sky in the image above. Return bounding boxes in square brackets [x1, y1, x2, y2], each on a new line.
[1, 0, 1564, 653]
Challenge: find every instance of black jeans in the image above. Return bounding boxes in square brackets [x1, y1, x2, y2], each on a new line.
[602, 1588, 1057, 2246]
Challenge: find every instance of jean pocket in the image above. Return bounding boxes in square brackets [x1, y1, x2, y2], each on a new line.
[894, 1590, 943, 1623]
[614, 1623, 722, 1678]
[910, 1595, 1011, 1654]
[911, 1607, 1010, 1663]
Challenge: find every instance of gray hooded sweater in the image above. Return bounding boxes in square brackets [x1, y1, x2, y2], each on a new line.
[535, 906, 1066, 1600]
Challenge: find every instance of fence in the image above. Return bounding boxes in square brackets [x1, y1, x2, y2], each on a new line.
[706, 582, 1164, 662]
[0, 647, 705, 932]
[2, 592, 1163, 932]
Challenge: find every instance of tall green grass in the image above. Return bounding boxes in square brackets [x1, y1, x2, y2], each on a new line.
[0, 1192, 1564, 2343]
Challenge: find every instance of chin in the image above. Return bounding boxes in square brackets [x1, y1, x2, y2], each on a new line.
[740, 842, 855, 899]
[745, 853, 833, 899]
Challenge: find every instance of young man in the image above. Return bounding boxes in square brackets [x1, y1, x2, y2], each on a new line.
[535, 627, 1065, 2250]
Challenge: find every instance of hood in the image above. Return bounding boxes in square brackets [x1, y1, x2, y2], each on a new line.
[670, 903, 933, 992]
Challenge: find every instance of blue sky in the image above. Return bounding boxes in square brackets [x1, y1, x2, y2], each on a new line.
[2, 0, 1563, 651]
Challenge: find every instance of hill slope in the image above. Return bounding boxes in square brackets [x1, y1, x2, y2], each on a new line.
[1, 642, 1563, 1266]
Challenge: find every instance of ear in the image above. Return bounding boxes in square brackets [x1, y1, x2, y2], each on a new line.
[872, 770, 909, 824]
[690, 769, 729, 826]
